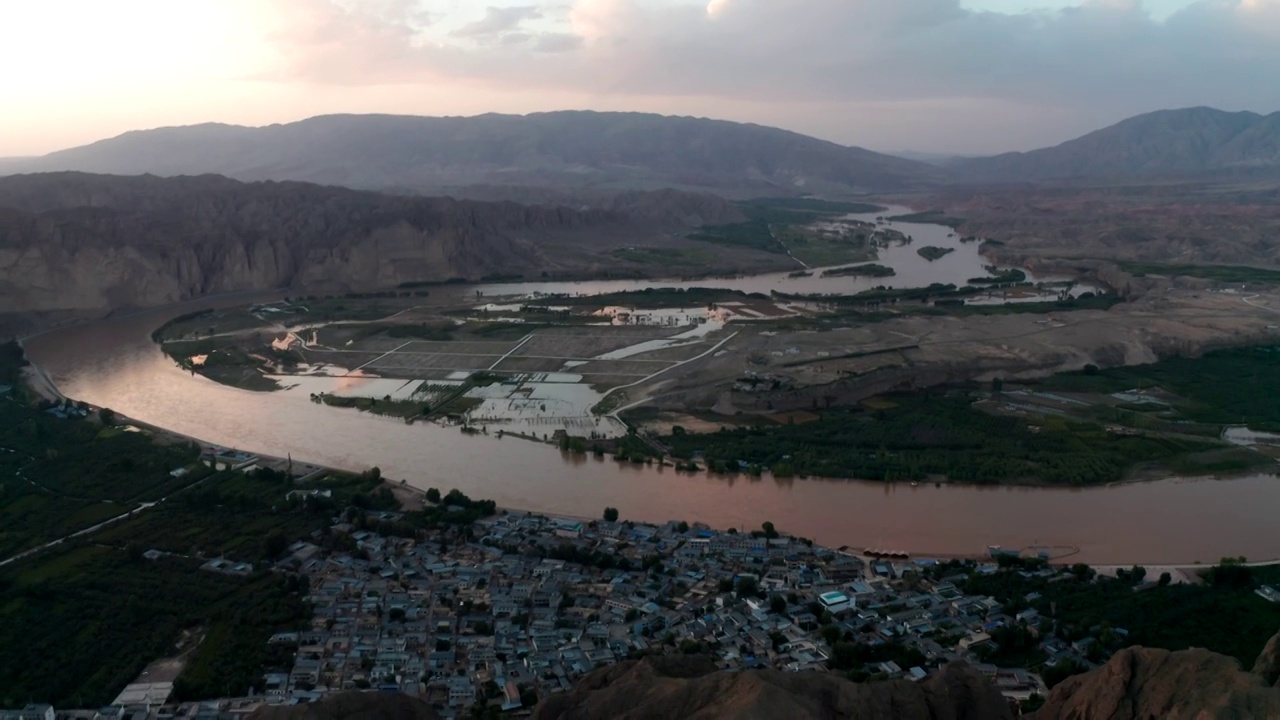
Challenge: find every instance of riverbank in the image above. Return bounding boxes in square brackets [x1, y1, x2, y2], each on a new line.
[17, 333, 1280, 567]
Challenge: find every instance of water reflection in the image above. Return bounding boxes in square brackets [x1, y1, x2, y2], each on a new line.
[16, 256, 1280, 565]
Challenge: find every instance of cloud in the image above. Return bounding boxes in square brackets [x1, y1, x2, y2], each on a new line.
[452, 6, 543, 38]
[250, 0, 1280, 149]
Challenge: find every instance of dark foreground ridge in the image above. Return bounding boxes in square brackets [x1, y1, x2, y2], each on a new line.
[248, 634, 1280, 720]
[1033, 632, 1280, 720]
[532, 654, 1014, 720]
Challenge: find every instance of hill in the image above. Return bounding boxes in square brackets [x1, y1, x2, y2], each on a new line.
[953, 107, 1280, 182]
[5, 112, 938, 198]
[1033, 633, 1280, 719]
[0, 172, 807, 325]
[0, 172, 600, 317]
[532, 654, 1015, 720]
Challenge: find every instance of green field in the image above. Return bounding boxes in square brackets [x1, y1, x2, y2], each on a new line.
[610, 247, 714, 265]
[821, 263, 896, 278]
[1119, 262, 1280, 285]
[1039, 345, 1280, 431]
[0, 342, 399, 707]
[689, 198, 885, 255]
[886, 210, 966, 228]
[0, 383, 203, 557]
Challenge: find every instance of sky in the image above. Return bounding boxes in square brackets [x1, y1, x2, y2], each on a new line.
[1, 0, 1278, 157]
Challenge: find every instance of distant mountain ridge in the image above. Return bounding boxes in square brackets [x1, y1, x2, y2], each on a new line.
[953, 107, 1280, 182]
[7, 112, 938, 198]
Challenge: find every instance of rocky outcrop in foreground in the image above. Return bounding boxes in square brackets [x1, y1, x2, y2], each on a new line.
[1033, 633, 1280, 720]
[532, 655, 1014, 720]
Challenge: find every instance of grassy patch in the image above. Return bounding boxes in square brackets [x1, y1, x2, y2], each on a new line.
[162, 341, 282, 392]
[610, 247, 713, 265]
[747, 198, 884, 215]
[887, 210, 966, 228]
[689, 198, 884, 255]
[1118, 262, 1280, 285]
[548, 287, 766, 309]
[1039, 345, 1280, 431]
[968, 268, 1028, 284]
[821, 264, 896, 278]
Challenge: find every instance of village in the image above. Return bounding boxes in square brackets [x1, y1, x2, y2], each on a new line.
[32, 503, 1110, 720]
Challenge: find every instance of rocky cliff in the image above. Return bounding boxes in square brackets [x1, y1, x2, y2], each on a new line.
[0, 173, 626, 316]
[1033, 633, 1280, 720]
[531, 655, 1014, 720]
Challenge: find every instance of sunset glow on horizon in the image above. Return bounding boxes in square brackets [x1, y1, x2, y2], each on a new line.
[2, 0, 1277, 157]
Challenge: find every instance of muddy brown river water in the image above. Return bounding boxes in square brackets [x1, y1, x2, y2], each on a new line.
[21, 209, 1279, 564]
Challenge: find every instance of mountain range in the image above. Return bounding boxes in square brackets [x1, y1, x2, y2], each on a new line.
[7, 107, 1280, 195]
[952, 107, 1280, 183]
[5, 111, 937, 198]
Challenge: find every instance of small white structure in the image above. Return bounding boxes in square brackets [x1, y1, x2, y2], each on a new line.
[818, 590, 852, 615]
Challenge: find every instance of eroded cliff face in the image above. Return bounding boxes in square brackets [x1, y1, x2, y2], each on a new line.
[1033, 633, 1280, 720]
[0, 173, 619, 316]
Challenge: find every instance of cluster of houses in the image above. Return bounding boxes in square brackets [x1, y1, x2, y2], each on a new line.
[17, 510, 1106, 719]
[256, 511, 1057, 717]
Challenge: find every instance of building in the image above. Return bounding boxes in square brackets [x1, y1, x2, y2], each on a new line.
[0, 706, 54, 720]
[817, 590, 852, 615]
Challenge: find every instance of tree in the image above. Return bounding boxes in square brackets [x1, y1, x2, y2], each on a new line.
[735, 576, 759, 598]
[603, 507, 619, 523]
[991, 377, 1004, 394]
[1208, 559, 1253, 588]
[761, 521, 778, 540]
[99, 407, 116, 425]
[1158, 571, 1172, 587]
[1130, 565, 1147, 584]
[264, 531, 289, 560]
[770, 595, 787, 614]
[677, 521, 690, 533]
[425, 487, 441, 504]
[821, 624, 841, 646]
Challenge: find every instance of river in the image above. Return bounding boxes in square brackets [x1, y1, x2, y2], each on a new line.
[19, 209, 1280, 565]
[476, 206, 1083, 298]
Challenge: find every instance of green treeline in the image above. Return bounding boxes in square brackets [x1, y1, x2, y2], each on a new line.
[663, 392, 1218, 485]
[689, 198, 884, 254]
